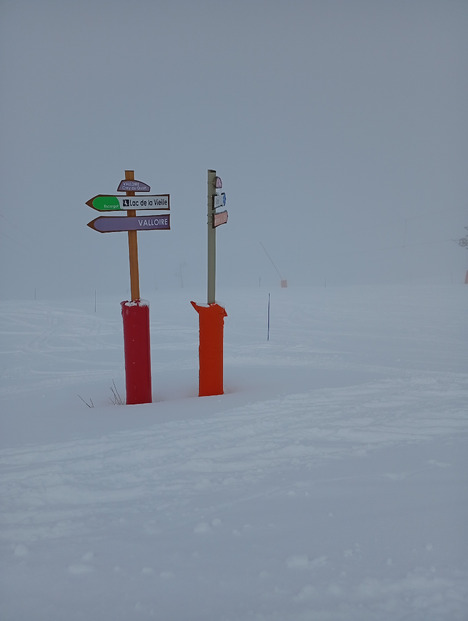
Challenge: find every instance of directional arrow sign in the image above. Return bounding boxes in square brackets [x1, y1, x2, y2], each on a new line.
[213, 210, 228, 228]
[86, 195, 170, 211]
[88, 215, 170, 233]
[117, 179, 150, 192]
[213, 192, 226, 209]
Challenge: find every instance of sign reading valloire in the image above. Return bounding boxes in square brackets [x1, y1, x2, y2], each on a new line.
[87, 194, 170, 212]
[88, 214, 170, 233]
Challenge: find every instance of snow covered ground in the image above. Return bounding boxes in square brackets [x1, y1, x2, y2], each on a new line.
[1, 284, 467, 620]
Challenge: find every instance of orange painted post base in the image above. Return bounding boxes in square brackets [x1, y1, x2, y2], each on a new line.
[191, 301, 227, 397]
[121, 300, 152, 405]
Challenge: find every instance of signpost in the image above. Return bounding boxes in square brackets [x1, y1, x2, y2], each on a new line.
[86, 195, 170, 211]
[207, 172, 228, 304]
[191, 169, 229, 397]
[207, 170, 217, 305]
[86, 173, 171, 300]
[86, 170, 170, 405]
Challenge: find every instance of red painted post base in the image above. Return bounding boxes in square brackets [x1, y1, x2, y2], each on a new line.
[121, 300, 152, 405]
[191, 301, 227, 397]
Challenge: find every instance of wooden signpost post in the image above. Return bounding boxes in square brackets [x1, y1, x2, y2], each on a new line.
[124, 170, 141, 302]
[86, 170, 171, 405]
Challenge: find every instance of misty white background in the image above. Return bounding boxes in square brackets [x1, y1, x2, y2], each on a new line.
[1, 0, 467, 300]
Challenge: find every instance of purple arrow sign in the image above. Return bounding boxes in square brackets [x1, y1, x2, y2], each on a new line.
[117, 179, 151, 192]
[88, 214, 170, 233]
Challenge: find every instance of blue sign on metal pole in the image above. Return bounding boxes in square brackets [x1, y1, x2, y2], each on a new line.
[213, 192, 227, 209]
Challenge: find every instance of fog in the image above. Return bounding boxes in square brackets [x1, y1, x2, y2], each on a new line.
[1, 0, 467, 300]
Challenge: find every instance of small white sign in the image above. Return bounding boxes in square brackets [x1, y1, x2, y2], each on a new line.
[213, 193, 226, 209]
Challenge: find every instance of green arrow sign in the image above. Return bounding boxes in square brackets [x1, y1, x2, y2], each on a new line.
[86, 194, 170, 211]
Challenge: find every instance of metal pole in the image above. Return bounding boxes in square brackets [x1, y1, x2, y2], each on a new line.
[267, 292, 271, 341]
[207, 169, 216, 304]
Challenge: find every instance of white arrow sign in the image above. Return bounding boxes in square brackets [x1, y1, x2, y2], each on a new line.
[86, 195, 170, 211]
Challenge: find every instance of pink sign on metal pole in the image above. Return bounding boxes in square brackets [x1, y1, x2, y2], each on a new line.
[213, 210, 228, 228]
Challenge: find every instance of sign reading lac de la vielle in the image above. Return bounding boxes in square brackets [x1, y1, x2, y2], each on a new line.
[87, 195, 170, 212]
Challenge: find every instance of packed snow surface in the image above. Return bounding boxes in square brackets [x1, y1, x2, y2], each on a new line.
[1, 284, 467, 620]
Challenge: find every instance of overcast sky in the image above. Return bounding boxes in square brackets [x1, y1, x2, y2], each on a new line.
[1, 0, 467, 300]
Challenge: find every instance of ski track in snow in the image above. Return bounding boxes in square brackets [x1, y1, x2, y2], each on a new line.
[1, 376, 467, 543]
[0, 285, 467, 620]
